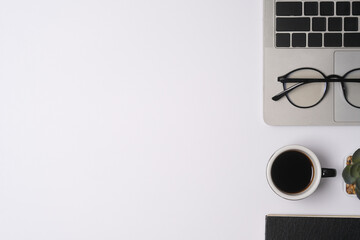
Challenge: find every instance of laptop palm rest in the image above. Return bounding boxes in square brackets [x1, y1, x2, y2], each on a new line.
[334, 51, 360, 122]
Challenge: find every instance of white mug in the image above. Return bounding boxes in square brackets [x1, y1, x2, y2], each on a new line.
[266, 145, 336, 200]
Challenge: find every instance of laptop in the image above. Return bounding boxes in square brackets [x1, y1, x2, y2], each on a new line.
[263, 0, 360, 125]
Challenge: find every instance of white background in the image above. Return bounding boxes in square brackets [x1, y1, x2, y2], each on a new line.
[0, 1, 359, 239]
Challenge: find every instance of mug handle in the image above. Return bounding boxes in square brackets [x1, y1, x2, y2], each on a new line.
[321, 168, 337, 178]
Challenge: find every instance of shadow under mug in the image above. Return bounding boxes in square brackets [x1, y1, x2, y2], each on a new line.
[266, 145, 336, 200]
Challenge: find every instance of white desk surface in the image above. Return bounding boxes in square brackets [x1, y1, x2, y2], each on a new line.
[0, 1, 358, 239]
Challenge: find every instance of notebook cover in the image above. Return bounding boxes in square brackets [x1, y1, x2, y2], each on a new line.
[265, 215, 360, 240]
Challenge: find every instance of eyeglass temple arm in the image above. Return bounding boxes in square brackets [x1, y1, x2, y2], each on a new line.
[272, 82, 306, 101]
[273, 75, 360, 101]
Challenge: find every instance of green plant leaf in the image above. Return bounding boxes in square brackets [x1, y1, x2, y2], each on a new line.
[356, 178, 360, 191]
[350, 162, 360, 178]
[352, 149, 360, 163]
[343, 165, 356, 184]
[355, 187, 360, 200]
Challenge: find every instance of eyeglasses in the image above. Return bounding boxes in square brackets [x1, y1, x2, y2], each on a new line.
[272, 67, 360, 109]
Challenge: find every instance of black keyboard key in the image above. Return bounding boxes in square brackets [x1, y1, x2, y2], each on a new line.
[276, 33, 290, 47]
[312, 17, 326, 31]
[276, 2, 302, 16]
[336, 2, 350, 15]
[324, 33, 342, 47]
[304, 2, 318, 16]
[308, 33, 322, 47]
[328, 17, 342, 31]
[344, 33, 360, 47]
[276, 18, 310, 31]
[353, 2, 360, 15]
[320, 2, 334, 16]
[344, 17, 358, 31]
[292, 33, 306, 47]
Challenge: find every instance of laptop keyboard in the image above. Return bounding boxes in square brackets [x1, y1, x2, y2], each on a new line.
[275, 1, 360, 48]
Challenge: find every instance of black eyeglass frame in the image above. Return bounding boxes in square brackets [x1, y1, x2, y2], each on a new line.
[272, 67, 360, 109]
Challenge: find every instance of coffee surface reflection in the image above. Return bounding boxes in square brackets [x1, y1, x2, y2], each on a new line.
[271, 150, 314, 194]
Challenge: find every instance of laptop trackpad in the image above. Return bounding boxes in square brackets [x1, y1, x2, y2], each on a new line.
[334, 51, 360, 122]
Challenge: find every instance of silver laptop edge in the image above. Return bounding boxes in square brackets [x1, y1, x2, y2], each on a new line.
[263, 0, 360, 126]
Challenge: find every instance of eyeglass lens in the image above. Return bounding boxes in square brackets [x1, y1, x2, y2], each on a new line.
[343, 69, 360, 108]
[283, 69, 327, 108]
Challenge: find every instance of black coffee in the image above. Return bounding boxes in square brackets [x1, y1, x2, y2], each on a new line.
[271, 150, 314, 194]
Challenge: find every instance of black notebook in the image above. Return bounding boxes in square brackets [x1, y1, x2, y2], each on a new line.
[265, 215, 360, 240]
